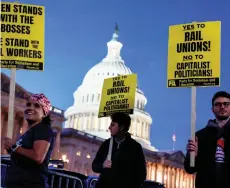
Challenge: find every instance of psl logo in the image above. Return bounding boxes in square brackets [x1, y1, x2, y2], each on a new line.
[168, 80, 176, 87]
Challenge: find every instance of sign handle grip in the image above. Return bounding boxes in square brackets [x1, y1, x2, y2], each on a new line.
[190, 86, 196, 167]
[107, 137, 113, 161]
[7, 68, 16, 138]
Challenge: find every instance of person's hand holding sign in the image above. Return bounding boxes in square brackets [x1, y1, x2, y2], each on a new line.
[2, 137, 14, 150]
[186, 136, 198, 157]
[103, 160, 112, 168]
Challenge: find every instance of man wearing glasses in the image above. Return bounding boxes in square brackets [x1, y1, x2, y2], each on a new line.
[184, 91, 230, 188]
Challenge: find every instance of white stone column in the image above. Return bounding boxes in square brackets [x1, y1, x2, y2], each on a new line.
[90, 113, 94, 130]
[192, 175, 195, 188]
[83, 114, 87, 130]
[148, 124, 151, 140]
[72, 115, 75, 128]
[185, 174, 187, 188]
[151, 163, 156, 181]
[139, 121, 144, 138]
[145, 123, 149, 139]
[171, 168, 175, 188]
[148, 163, 152, 180]
[104, 117, 109, 131]
[101, 117, 105, 131]
[162, 166, 165, 185]
[98, 118, 101, 130]
[146, 123, 149, 140]
[180, 170, 183, 188]
[149, 163, 153, 180]
[67, 116, 70, 128]
[183, 171, 185, 188]
[74, 115, 77, 129]
[137, 120, 141, 137]
[176, 169, 180, 188]
[90, 113, 93, 130]
[193, 175, 195, 188]
[77, 115, 80, 130]
[68, 146, 75, 171]
[139, 121, 142, 137]
[142, 122, 145, 139]
[133, 118, 137, 136]
[163, 166, 167, 186]
[166, 167, 170, 188]
[169, 167, 172, 187]
[143, 123, 146, 139]
[165, 166, 168, 188]
[65, 117, 70, 128]
[79, 149, 86, 174]
[80, 163, 85, 174]
[69, 116, 72, 128]
[94, 115, 98, 130]
[175, 168, 178, 188]
[72, 115, 74, 129]
[183, 172, 186, 188]
[87, 113, 91, 130]
[146, 162, 150, 180]
[175, 168, 179, 188]
[184, 172, 186, 188]
[52, 130, 61, 160]
[141, 122, 144, 138]
[73, 116, 76, 129]
[159, 165, 163, 183]
[73, 115, 77, 129]
[107, 116, 110, 127]
[191, 176, 194, 188]
[80, 115, 83, 130]
[189, 176, 192, 188]
[130, 118, 133, 134]
[99, 117, 103, 131]
[187, 175, 190, 188]
[177, 169, 180, 188]
[155, 164, 158, 182]
[77, 114, 80, 130]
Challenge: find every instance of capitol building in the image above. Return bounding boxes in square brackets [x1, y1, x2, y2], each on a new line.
[60, 26, 195, 188]
[64, 26, 155, 151]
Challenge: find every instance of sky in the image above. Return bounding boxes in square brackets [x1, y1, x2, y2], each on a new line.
[2, 0, 230, 152]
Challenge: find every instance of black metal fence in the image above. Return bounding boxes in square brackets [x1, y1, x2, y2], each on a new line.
[1, 163, 9, 188]
[1, 159, 84, 188]
[48, 170, 84, 188]
[1, 157, 165, 188]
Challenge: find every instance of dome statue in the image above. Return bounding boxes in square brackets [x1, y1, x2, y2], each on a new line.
[64, 25, 156, 151]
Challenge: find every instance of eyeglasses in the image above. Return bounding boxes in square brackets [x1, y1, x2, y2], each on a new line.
[214, 102, 230, 108]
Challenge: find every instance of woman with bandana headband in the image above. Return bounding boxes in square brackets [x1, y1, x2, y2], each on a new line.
[3, 93, 55, 188]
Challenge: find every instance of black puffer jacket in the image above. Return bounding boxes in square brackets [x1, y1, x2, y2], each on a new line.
[92, 133, 146, 188]
[184, 119, 230, 188]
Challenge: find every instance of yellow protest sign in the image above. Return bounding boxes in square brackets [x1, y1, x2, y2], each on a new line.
[0, 2, 45, 71]
[167, 21, 221, 87]
[98, 74, 137, 118]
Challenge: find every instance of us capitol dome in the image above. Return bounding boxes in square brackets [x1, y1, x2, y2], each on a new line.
[64, 25, 157, 151]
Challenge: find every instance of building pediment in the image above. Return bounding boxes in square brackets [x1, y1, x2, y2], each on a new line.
[165, 151, 185, 164]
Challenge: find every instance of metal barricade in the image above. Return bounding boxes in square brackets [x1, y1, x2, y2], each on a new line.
[48, 170, 84, 188]
[88, 178, 98, 188]
[0, 163, 84, 188]
[1, 163, 9, 188]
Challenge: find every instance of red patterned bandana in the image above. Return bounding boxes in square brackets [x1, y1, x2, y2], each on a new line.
[29, 93, 51, 116]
